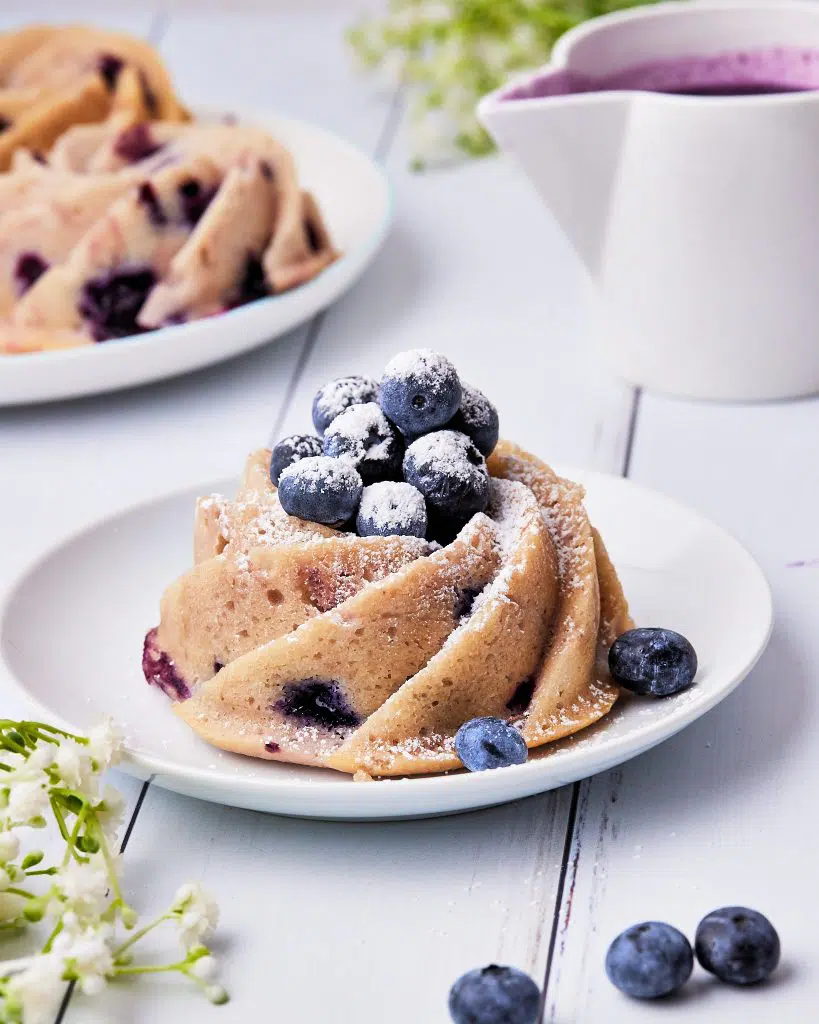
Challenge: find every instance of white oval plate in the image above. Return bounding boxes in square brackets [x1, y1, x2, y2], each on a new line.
[0, 109, 391, 407]
[0, 469, 772, 820]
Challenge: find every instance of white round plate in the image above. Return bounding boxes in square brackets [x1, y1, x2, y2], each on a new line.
[0, 109, 391, 407]
[0, 469, 772, 820]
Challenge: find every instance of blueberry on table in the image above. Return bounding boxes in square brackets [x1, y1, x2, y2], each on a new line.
[448, 964, 540, 1024]
[606, 921, 693, 999]
[379, 348, 462, 436]
[454, 717, 528, 772]
[277, 456, 362, 527]
[312, 375, 378, 435]
[447, 382, 499, 457]
[608, 627, 697, 697]
[323, 402, 404, 483]
[403, 430, 490, 519]
[356, 481, 427, 538]
[269, 434, 323, 485]
[695, 907, 780, 985]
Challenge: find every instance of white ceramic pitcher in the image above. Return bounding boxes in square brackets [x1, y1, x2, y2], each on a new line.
[479, 2, 819, 401]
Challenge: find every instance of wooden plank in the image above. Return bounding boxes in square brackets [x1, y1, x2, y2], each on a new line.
[546, 393, 819, 1020]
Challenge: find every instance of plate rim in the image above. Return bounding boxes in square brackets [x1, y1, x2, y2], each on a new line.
[0, 465, 774, 817]
[0, 106, 394, 404]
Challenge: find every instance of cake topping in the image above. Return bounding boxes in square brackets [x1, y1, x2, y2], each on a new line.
[379, 348, 462, 436]
[277, 455, 363, 527]
[447, 382, 499, 456]
[403, 429, 490, 519]
[311, 375, 378, 435]
[269, 434, 323, 485]
[323, 401, 403, 483]
[356, 481, 427, 539]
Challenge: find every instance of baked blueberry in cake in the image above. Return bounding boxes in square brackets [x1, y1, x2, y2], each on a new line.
[145, 349, 640, 778]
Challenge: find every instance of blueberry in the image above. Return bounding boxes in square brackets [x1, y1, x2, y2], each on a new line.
[606, 922, 693, 999]
[115, 124, 162, 163]
[178, 178, 217, 226]
[695, 907, 780, 986]
[269, 434, 323, 485]
[356, 481, 427, 538]
[454, 717, 528, 772]
[379, 349, 462, 436]
[14, 252, 49, 296]
[404, 430, 490, 519]
[448, 964, 539, 1024]
[231, 255, 270, 308]
[608, 628, 697, 697]
[448, 383, 499, 456]
[275, 678, 360, 730]
[277, 456, 362, 527]
[97, 53, 124, 90]
[323, 402, 404, 483]
[79, 267, 156, 341]
[312, 375, 378, 435]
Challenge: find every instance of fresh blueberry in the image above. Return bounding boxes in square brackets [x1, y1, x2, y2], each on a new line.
[379, 349, 462, 436]
[695, 907, 780, 986]
[312, 375, 378, 435]
[606, 922, 694, 999]
[323, 402, 404, 483]
[448, 383, 499, 456]
[608, 628, 697, 697]
[404, 430, 490, 519]
[356, 481, 427, 538]
[277, 455, 362, 527]
[454, 717, 528, 772]
[448, 964, 540, 1024]
[269, 434, 323, 485]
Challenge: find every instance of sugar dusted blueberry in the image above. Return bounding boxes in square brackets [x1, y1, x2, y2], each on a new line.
[277, 455, 362, 527]
[269, 434, 323, 485]
[312, 375, 378, 435]
[454, 717, 528, 772]
[448, 382, 499, 456]
[695, 907, 780, 986]
[323, 402, 403, 483]
[379, 348, 462, 436]
[403, 429, 489, 519]
[606, 922, 693, 999]
[449, 964, 539, 1024]
[356, 481, 427, 538]
[609, 628, 697, 697]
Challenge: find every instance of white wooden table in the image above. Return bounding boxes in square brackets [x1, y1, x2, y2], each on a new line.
[1, 5, 818, 1022]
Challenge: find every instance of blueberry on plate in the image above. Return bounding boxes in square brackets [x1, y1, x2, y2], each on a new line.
[379, 349, 462, 436]
[448, 964, 540, 1024]
[312, 375, 378, 435]
[403, 430, 490, 519]
[323, 402, 403, 483]
[454, 717, 528, 772]
[606, 921, 694, 999]
[356, 481, 427, 538]
[269, 434, 323, 485]
[695, 907, 780, 986]
[447, 382, 499, 457]
[608, 627, 697, 697]
[277, 456, 362, 527]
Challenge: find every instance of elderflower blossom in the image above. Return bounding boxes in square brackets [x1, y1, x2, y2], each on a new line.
[0, 718, 227, 1018]
[172, 883, 220, 949]
[4, 952, 66, 1024]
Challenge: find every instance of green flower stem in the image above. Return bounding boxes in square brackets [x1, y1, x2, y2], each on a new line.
[41, 919, 63, 955]
[113, 914, 172, 959]
[4, 888, 34, 901]
[115, 960, 190, 977]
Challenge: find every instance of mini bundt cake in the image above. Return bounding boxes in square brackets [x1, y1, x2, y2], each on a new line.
[143, 350, 633, 777]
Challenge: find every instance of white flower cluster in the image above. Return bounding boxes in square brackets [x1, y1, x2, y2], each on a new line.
[0, 718, 227, 1023]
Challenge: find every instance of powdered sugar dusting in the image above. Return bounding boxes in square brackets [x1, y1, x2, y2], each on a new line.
[324, 402, 396, 466]
[357, 481, 426, 535]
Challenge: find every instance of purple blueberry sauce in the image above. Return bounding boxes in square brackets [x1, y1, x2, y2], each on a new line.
[79, 266, 156, 341]
[274, 679, 361, 731]
[137, 181, 167, 227]
[14, 252, 49, 295]
[264, 740, 281, 754]
[178, 178, 217, 226]
[506, 677, 536, 715]
[142, 628, 191, 700]
[97, 53, 124, 90]
[115, 123, 163, 164]
[504, 47, 819, 101]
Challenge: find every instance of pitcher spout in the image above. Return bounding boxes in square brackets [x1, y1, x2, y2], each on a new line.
[478, 74, 630, 279]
